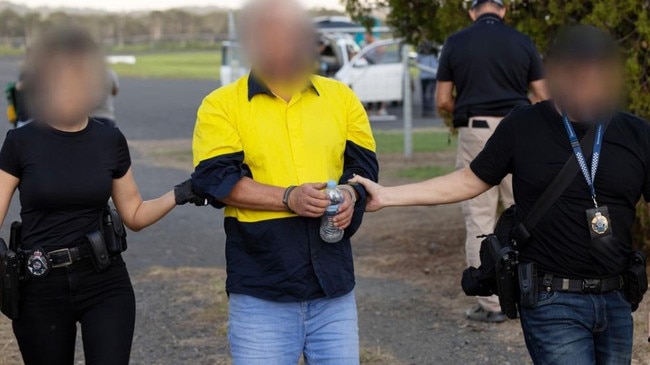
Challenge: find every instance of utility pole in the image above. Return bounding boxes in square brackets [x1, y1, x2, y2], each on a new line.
[402, 44, 413, 159]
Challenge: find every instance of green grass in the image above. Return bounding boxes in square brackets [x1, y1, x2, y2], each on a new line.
[0, 45, 26, 56]
[111, 51, 221, 80]
[397, 165, 455, 179]
[374, 130, 456, 154]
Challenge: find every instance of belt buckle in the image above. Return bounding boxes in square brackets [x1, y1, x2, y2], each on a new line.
[582, 279, 601, 294]
[49, 248, 73, 268]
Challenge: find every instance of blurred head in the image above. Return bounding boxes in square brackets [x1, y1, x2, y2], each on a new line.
[364, 31, 375, 45]
[545, 25, 624, 123]
[469, 0, 506, 21]
[24, 26, 106, 127]
[239, 0, 316, 82]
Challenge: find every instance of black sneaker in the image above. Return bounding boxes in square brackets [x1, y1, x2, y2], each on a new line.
[465, 305, 507, 323]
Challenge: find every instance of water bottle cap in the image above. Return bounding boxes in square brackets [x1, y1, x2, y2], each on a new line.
[327, 180, 337, 189]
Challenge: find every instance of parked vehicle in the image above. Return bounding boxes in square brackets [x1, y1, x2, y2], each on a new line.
[334, 39, 404, 104]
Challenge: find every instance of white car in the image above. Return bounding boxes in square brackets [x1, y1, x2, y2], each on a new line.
[334, 39, 405, 104]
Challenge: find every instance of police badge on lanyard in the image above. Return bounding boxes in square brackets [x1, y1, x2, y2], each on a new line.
[561, 114, 613, 239]
[26, 248, 51, 278]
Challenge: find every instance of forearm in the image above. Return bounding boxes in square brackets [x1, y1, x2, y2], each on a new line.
[0, 172, 18, 230]
[437, 100, 455, 114]
[127, 191, 176, 231]
[529, 80, 549, 104]
[382, 167, 490, 207]
[221, 177, 287, 212]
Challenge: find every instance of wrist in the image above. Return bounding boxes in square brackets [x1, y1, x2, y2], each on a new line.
[283, 186, 297, 213]
[338, 184, 357, 205]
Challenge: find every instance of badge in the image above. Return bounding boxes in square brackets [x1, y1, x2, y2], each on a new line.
[586, 206, 612, 239]
[591, 213, 609, 234]
[26, 249, 51, 277]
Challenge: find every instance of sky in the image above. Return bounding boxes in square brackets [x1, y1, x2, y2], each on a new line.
[19, 0, 344, 11]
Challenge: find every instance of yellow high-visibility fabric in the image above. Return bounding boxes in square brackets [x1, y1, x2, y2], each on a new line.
[193, 74, 375, 223]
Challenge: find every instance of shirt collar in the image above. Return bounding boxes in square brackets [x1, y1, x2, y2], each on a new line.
[247, 73, 321, 101]
[475, 13, 504, 24]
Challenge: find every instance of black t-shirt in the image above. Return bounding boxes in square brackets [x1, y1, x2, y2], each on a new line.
[0, 120, 131, 249]
[437, 13, 544, 120]
[471, 101, 650, 279]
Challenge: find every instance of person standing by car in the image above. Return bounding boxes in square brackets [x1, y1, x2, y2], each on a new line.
[417, 41, 438, 117]
[435, 0, 548, 322]
[352, 25, 644, 364]
[191, 0, 378, 363]
[91, 68, 119, 127]
[0, 27, 204, 365]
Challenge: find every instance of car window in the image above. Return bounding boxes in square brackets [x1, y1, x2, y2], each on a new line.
[363, 43, 401, 65]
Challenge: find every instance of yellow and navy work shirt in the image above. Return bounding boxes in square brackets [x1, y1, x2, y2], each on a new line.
[191, 74, 378, 302]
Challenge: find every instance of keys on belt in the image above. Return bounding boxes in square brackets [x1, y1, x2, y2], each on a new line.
[540, 274, 623, 294]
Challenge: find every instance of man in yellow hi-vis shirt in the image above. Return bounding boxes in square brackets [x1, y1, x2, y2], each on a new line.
[191, 0, 378, 364]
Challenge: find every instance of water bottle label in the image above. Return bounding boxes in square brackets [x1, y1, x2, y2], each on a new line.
[326, 204, 339, 213]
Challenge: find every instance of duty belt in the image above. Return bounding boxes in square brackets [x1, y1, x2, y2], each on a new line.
[540, 274, 623, 294]
[48, 245, 91, 268]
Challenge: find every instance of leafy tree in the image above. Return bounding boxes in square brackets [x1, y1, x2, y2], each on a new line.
[343, 0, 650, 248]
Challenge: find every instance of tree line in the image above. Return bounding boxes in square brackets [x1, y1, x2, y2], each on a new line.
[0, 6, 343, 50]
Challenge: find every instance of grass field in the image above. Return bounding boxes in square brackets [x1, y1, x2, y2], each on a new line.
[112, 52, 221, 80]
[373, 130, 456, 154]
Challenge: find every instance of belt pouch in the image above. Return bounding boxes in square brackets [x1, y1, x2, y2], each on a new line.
[518, 262, 538, 308]
[85, 231, 111, 272]
[102, 208, 127, 255]
[624, 250, 647, 312]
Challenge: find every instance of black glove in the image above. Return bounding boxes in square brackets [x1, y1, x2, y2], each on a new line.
[174, 179, 208, 206]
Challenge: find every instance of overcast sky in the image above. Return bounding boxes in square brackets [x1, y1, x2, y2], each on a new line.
[20, 0, 344, 11]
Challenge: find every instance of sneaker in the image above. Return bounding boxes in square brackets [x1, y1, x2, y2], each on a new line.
[465, 305, 507, 323]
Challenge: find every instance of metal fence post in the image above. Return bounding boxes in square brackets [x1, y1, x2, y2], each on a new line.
[402, 44, 413, 159]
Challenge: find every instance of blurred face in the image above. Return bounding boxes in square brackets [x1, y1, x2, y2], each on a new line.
[31, 53, 105, 126]
[242, 4, 315, 81]
[547, 59, 624, 122]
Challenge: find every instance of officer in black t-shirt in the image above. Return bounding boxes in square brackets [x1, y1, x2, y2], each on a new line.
[352, 25, 647, 364]
[0, 27, 205, 365]
[436, 0, 548, 323]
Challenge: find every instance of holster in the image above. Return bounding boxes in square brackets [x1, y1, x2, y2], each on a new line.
[490, 238, 519, 319]
[623, 250, 648, 312]
[85, 230, 111, 272]
[0, 238, 21, 320]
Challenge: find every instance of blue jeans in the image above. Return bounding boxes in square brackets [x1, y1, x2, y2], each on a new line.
[520, 290, 633, 365]
[228, 291, 359, 365]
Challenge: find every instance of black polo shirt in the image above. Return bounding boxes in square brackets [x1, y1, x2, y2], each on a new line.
[471, 101, 650, 278]
[437, 13, 544, 121]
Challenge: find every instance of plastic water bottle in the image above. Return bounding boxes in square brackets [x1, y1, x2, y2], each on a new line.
[320, 180, 345, 243]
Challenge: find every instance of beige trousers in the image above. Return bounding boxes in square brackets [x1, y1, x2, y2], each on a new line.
[456, 116, 514, 313]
